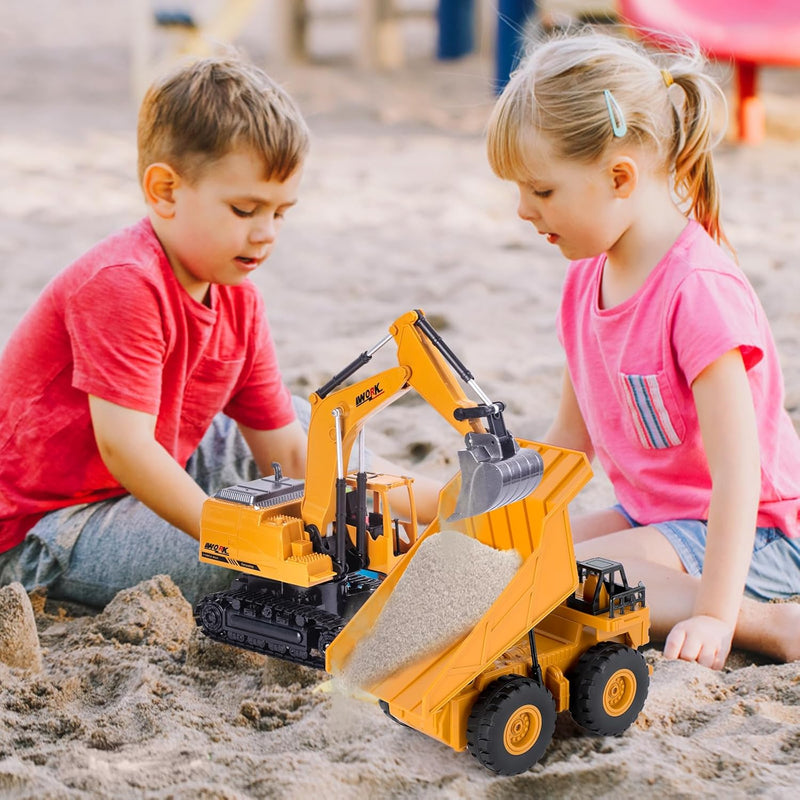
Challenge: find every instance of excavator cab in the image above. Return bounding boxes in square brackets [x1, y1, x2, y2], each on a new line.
[344, 471, 418, 575]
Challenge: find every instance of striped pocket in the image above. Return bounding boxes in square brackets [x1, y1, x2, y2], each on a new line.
[619, 372, 683, 450]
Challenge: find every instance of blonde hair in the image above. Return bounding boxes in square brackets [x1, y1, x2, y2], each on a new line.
[487, 30, 730, 247]
[137, 55, 309, 184]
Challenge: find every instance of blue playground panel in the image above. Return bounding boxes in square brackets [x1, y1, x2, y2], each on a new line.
[495, 0, 536, 91]
[437, 0, 536, 92]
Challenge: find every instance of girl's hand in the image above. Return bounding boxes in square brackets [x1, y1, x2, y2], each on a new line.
[663, 615, 734, 670]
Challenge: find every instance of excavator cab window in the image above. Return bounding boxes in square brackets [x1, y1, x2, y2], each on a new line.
[344, 471, 418, 563]
[344, 479, 385, 536]
[368, 510, 384, 539]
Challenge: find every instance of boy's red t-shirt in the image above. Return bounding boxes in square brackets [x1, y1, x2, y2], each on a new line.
[0, 218, 295, 552]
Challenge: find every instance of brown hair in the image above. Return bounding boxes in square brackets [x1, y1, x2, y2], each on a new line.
[137, 55, 309, 184]
[487, 30, 730, 247]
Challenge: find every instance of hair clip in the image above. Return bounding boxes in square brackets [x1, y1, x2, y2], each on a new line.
[661, 69, 674, 88]
[603, 89, 627, 138]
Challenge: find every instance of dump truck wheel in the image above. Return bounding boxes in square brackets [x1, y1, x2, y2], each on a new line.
[569, 642, 649, 735]
[466, 675, 556, 775]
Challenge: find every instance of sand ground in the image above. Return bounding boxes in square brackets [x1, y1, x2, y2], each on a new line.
[1, 2, 800, 798]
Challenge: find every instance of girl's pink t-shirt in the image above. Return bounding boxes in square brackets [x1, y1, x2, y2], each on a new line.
[557, 220, 800, 538]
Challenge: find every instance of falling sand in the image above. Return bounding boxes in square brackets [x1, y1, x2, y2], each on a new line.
[339, 530, 522, 690]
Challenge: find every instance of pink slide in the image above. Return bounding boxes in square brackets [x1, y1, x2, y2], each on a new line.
[617, 0, 800, 143]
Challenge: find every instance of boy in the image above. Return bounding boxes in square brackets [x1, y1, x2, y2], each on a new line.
[0, 56, 437, 607]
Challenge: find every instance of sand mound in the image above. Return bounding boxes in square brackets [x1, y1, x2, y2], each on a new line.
[340, 530, 522, 689]
[92, 574, 195, 652]
[0, 582, 42, 672]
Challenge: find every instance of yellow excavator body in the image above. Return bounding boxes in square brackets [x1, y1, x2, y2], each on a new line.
[198, 470, 418, 586]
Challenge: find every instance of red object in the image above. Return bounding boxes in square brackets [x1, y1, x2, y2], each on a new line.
[617, 0, 800, 143]
[0, 218, 294, 553]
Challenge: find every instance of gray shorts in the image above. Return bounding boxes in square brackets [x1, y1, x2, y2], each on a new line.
[613, 504, 800, 601]
[0, 397, 318, 608]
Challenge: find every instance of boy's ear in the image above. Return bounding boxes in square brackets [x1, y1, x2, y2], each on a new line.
[142, 163, 181, 218]
[609, 157, 638, 199]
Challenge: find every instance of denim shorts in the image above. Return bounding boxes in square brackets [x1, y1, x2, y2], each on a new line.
[613, 504, 800, 601]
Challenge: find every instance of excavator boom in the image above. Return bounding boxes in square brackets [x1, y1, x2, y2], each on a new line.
[301, 309, 544, 538]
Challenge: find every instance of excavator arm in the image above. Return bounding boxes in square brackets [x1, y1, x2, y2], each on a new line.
[300, 310, 543, 548]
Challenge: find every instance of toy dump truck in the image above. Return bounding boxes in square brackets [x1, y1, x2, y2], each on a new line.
[326, 443, 651, 775]
[194, 310, 544, 668]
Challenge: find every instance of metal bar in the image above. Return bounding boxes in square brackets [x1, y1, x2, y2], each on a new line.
[315, 335, 392, 399]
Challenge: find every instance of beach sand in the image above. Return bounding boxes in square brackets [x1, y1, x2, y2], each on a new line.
[1, 1, 800, 797]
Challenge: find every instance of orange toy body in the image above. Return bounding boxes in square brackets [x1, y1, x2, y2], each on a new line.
[326, 443, 651, 775]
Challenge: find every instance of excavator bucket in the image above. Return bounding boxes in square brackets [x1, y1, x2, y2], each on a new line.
[449, 433, 544, 521]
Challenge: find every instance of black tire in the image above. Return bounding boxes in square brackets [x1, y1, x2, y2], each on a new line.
[199, 600, 224, 634]
[466, 675, 556, 775]
[569, 642, 649, 735]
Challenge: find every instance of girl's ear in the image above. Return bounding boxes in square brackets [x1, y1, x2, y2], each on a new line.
[142, 163, 180, 218]
[609, 156, 638, 199]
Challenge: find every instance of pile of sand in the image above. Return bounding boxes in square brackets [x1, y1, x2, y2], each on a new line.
[1, 575, 799, 797]
[0, 582, 42, 672]
[339, 530, 522, 690]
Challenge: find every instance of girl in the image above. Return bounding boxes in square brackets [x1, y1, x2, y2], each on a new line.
[487, 30, 800, 669]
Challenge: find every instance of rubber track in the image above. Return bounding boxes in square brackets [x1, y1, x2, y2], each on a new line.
[195, 590, 344, 670]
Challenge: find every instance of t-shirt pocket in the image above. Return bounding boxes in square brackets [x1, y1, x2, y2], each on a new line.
[182, 357, 246, 431]
[618, 371, 685, 450]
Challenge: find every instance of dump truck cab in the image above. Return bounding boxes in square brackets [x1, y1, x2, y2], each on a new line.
[567, 557, 647, 618]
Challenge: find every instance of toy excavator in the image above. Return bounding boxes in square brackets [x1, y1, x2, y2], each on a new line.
[194, 309, 651, 775]
[194, 309, 544, 668]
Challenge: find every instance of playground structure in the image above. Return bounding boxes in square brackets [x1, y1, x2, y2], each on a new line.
[130, 1, 496, 95]
[618, 0, 800, 144]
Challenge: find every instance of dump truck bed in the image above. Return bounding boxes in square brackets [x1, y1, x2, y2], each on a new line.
[326, 441, 592, 744]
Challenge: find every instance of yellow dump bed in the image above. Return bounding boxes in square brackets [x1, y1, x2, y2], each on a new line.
[326, 441, 592, 741]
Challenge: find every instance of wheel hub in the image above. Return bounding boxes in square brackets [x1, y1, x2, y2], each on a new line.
[503, 704, 542, 756]
[602, 668, 636, 716]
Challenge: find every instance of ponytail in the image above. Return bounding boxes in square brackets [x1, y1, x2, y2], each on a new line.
[669, 70, 732, 251]
[486, 30, 733, 252]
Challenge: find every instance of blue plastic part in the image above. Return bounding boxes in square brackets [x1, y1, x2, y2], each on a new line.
[437, 0, 475, 59]
[495, 0, 536, 93]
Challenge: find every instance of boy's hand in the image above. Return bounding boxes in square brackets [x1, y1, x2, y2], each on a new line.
[663, 614, 733, 670]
